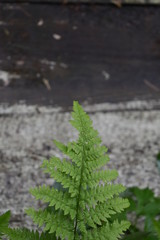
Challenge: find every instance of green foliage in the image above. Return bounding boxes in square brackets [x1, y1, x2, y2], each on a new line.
[0, 211, 11, 239]
[157, 152, 160, 161]
[25, 101, 130, 239]
[1, 101, 130, 240]
[156, 152, 160, 173]
[0, 211, 56, 240]
[3, 228, 56, 240]
[123, 187, 160, 240]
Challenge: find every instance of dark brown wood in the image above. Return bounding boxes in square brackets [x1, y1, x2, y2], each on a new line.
[1, 0, 160, 4]
[0, 4, 160, 108]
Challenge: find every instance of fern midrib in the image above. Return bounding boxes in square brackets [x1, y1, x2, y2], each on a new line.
[73, 109, 87, 240]
[73, 146, 86, 239]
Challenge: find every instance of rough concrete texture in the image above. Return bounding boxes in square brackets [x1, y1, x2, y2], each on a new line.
[0, 100, 160, 228]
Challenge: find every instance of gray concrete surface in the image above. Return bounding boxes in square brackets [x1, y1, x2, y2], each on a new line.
[0, 100, 160, 228]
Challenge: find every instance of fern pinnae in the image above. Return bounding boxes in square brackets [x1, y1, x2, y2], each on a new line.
[26, 101, 130, 239]
[71, 102, 99, 238]
[73, 145, 86, 239]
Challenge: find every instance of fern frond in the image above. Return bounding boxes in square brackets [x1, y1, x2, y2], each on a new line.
[82, 184, 126, 208]
[0, 211, 11, 239]
[82, 170, 118, 189]
[83, 220, 130, 240]
[30, 185, 76, 219]
[26, 208, 74, 240]
[42, 157, 80, 181]
[53, 140, 68, 154]
[42, 158, 79, 196]
[107, 197, 130, 213]
[26, 101, 130, 239]
[84, 197, 129, 229]
[96, 184, 126, 200]
[4, 228, 56, 240]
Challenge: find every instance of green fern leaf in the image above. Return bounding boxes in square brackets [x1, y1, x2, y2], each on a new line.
[26, 101, 130, 239]
[3, 228, 56, 240]
[0, 211, 11, 239]
[29, 185, 76, 219]
[26, 208, 74, 240]
[83, 220, 130, 240]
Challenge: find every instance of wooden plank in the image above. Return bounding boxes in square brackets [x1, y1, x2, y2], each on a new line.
[0, 4, 160, 108]
[1, 0, 160, 4]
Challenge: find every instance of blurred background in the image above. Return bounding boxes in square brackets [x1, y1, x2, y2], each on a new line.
[0, 0, 160, 228]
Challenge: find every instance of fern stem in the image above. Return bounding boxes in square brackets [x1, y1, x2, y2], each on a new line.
[73, 106, 86, 240]
[73, 145, 85, 240]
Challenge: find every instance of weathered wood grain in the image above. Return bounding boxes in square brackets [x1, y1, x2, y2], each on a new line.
[0, 4, 160, 108]
[1, 0, 160, 4]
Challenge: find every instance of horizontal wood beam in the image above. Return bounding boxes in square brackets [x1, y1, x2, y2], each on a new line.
[0, 4, 160, 107]
[0, 0, 160, 4]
